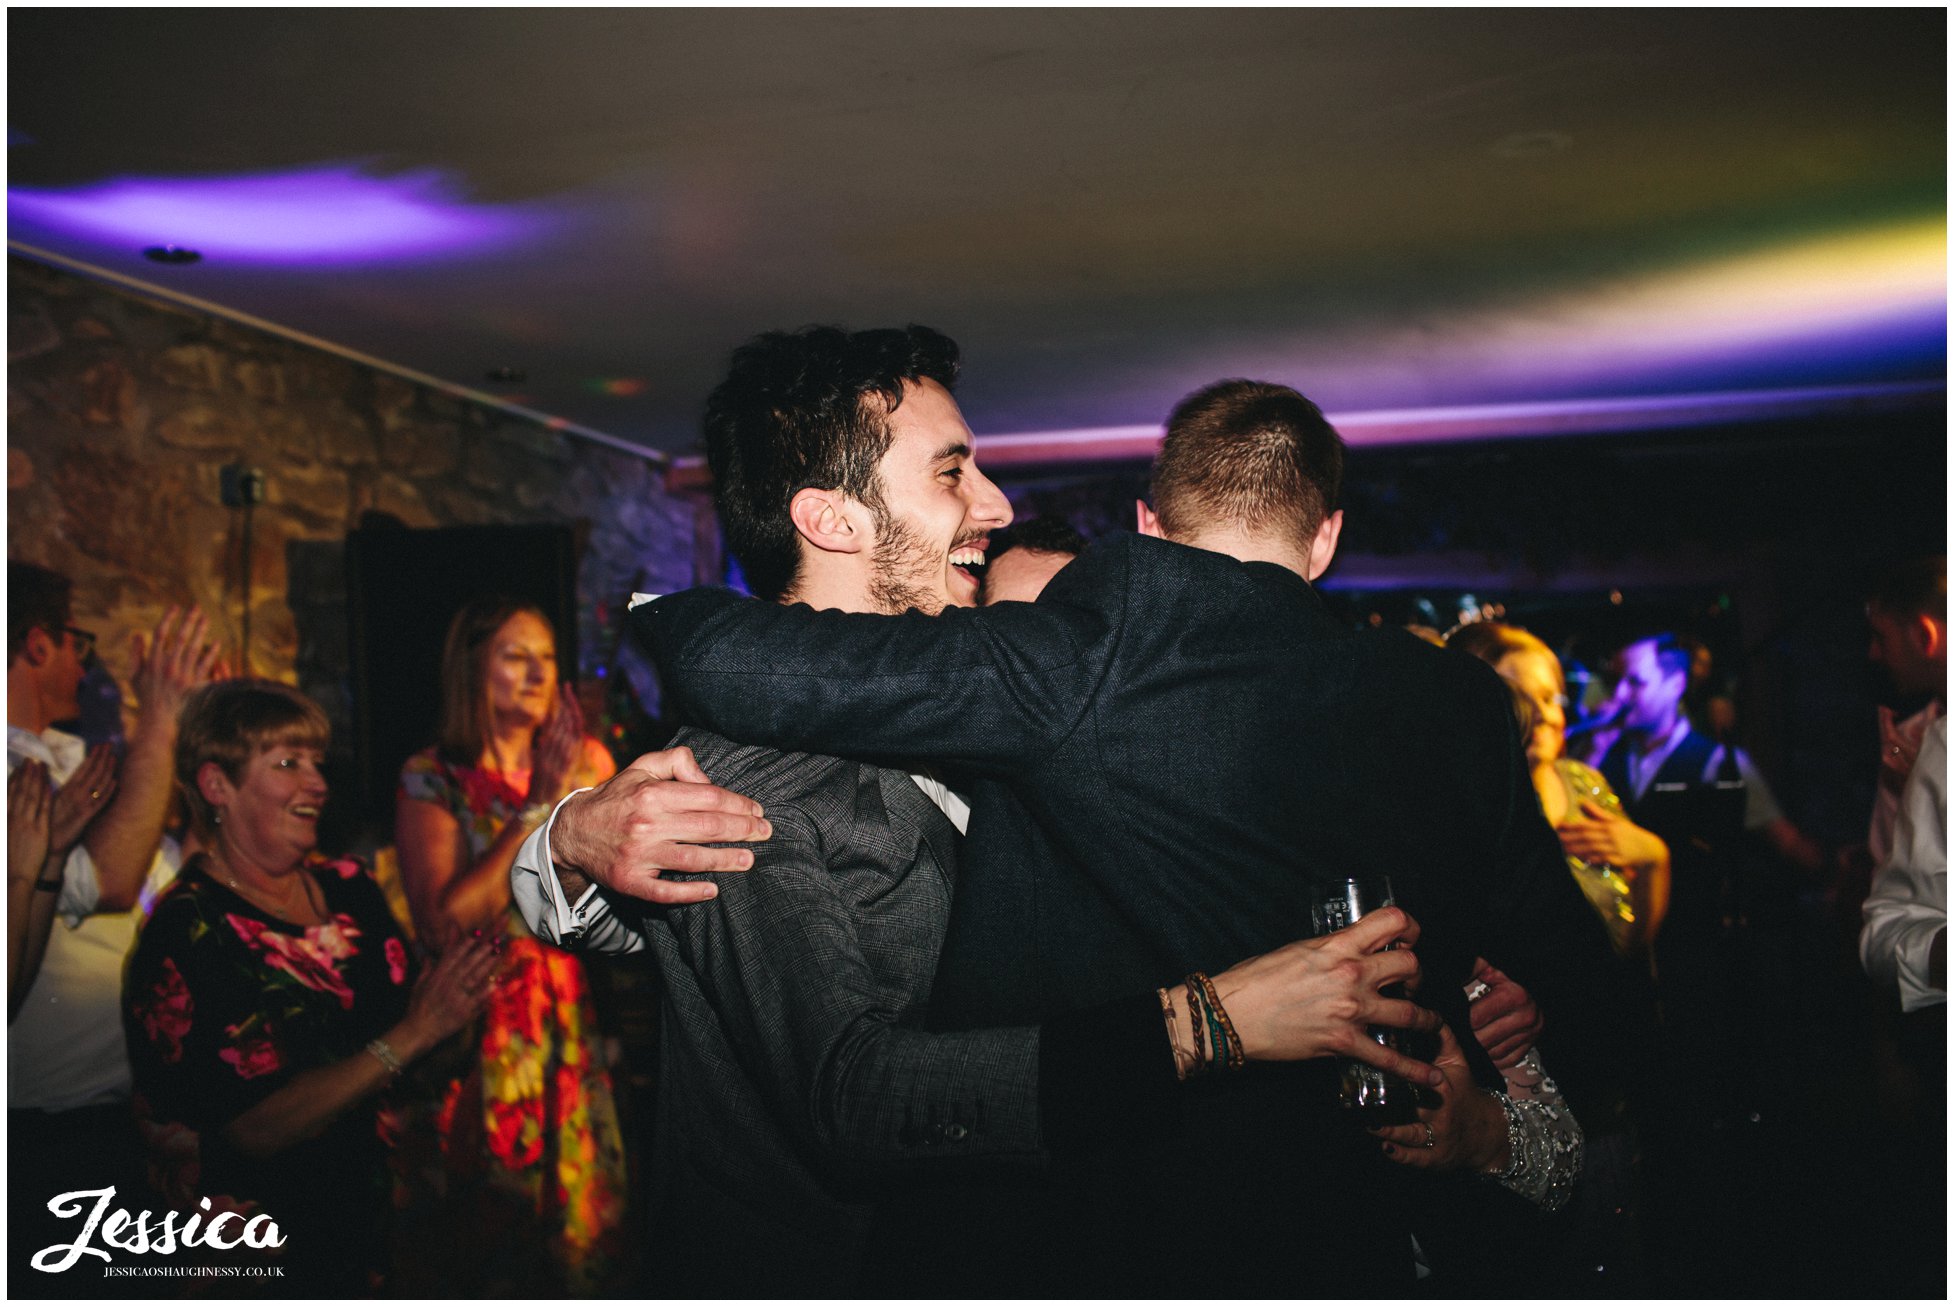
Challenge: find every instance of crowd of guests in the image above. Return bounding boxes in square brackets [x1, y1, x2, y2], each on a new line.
[4, 341, 1943, 1297]
[8, 569, 633, 1294]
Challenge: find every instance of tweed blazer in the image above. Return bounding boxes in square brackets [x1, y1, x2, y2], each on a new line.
[517, 728, 1066, 1296]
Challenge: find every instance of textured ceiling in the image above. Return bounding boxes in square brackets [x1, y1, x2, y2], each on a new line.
[8, 8, 1945, 456]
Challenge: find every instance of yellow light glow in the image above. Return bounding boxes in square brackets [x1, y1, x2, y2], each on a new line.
[1499, 217, 1946, 365]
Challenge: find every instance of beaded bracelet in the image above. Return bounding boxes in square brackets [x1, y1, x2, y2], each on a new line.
[1183, 979, 1210, 1073]
[1201, 992, 1229, 1073]
[1192, 972, 1246, 1071]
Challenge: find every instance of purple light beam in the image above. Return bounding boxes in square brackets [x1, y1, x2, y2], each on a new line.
[8, 162, 554, 264]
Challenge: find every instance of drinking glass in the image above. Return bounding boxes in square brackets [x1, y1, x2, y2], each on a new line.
[1310, 875, 1410, 1115]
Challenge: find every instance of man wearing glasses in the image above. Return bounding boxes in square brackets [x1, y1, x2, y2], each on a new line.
[7, 561, 219, 1292]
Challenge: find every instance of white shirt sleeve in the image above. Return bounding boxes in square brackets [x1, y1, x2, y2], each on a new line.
[1861, 718, 1947, 1012]
[54, 842, 101, 924]
[509, 788, 648, 955]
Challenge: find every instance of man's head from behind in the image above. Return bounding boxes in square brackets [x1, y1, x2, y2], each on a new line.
[8, 561, 85, 730]
[704, 325, 1010, 614]
[981, 516, 1088, 605]
[1141, 380, 1346, 580]
[1865, 555, 1946, 699]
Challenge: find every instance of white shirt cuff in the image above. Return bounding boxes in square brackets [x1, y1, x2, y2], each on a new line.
[1895, 923, 1948, 1012]
[512, 787, 600, 943]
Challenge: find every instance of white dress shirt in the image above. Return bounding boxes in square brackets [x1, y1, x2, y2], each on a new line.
[1861, 716, 1947, 1012]
[8, 725, 180, 1109]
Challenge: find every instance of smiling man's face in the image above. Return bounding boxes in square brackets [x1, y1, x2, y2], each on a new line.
[862, 378, 1012, 614]
[1614, 639, 1687, 735]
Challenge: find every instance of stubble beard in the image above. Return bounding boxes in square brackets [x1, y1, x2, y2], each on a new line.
[867, 511, 946, 616]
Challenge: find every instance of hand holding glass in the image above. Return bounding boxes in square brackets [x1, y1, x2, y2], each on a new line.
[1311, 875, 1417, 1115]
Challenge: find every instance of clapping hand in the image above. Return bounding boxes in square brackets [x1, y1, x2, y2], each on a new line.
[9, 763, 54, 884]
[130, 608, 222, 732]
[404, 931, 502, 1046]
[528, 690, 584, 807]
[47, 746, 118, 855]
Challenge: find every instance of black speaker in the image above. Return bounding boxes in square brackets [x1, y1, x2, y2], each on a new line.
[345, 520, 579, 834]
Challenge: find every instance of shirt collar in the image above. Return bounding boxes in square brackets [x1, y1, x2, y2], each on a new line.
[7, 723, 86, 779]
[1626, 717, 1694, 799]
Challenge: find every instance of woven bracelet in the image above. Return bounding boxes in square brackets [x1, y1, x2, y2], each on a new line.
[1195, 973, 1246, 1071]
[1183, 978, 1211, 1073]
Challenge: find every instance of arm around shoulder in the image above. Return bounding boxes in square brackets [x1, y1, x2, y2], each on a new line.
[637, 584, 1110, 772]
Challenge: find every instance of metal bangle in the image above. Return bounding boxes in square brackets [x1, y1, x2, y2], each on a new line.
[365, 1037, 404, 1078]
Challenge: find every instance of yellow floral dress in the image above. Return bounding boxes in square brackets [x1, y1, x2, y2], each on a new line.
[394, 746, 629, 1294]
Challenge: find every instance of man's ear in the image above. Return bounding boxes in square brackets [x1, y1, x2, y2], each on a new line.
[196, 761, 236, 813]
[1135, 500, 1164, 539]
[19, 626, 55, 669]
[1305, 510, 1344, 581]
[1914, 613, 1944, 659]
[788, 487, 867, 556]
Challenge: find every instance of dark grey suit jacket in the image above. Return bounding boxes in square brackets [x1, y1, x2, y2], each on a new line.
[543, 727, 1173, 1297]
[637, 532, 1655, 1295]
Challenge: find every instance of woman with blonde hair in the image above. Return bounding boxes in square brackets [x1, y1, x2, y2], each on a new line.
[1450, 621, 1671, 957]
[394, 597, 627, 1293]
[125, 679, 493, 1292]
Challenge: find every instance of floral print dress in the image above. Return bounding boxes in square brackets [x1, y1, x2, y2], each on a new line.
[122, 854, 414, 1293]
[394, 746, 628, 1294]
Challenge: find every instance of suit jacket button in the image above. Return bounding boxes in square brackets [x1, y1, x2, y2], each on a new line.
[945, 1123, 969, 1141]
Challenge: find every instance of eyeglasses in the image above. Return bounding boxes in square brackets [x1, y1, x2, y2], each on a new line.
[61, 626, 97, 661]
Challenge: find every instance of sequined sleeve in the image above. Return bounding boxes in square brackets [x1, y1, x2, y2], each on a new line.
[1484, 1048, 1584, 1211]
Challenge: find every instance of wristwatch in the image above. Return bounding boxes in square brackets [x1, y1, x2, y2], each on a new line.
[518, 800, 555, 829]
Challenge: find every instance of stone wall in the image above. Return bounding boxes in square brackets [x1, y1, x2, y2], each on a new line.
[8, 254, 702, 828]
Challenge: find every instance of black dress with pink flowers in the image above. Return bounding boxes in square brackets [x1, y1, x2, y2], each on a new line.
[122, 853, 414, 1292]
